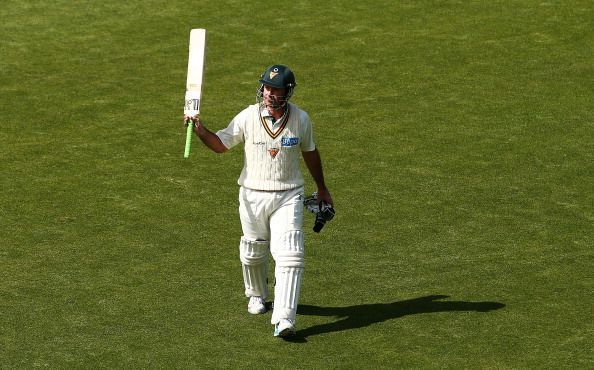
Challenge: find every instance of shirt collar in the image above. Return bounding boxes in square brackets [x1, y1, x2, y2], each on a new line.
[260, 105, 287, 125]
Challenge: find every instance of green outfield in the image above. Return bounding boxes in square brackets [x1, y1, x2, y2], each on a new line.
[1, 0, 592, 368]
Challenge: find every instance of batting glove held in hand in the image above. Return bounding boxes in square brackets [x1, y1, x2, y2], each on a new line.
[304, 192, 336, 233]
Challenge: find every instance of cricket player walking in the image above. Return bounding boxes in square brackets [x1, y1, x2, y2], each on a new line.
[185, 65, 333, 338]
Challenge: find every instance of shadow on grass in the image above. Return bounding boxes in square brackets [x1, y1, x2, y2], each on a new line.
[285, 295, 505, 343]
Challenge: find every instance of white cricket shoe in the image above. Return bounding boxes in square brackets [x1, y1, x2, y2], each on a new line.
[273, 319, 296, 338]
[247, 296, 266, 315]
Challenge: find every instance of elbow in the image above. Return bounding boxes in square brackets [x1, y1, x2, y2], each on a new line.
[213, 145, 228, 154]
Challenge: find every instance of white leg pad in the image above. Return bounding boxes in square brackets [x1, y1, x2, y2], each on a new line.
[239, 237, 269, 299]
[271, 230, 304, 324]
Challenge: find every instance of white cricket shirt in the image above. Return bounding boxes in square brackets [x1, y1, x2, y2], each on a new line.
[216, 103, 316, 191]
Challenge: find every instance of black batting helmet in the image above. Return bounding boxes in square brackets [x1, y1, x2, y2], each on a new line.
[259, 65, 297, 90]
[256, 65, 297, 108]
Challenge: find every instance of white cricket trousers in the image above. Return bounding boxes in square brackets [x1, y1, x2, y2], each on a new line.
[238, 186, 305, 325]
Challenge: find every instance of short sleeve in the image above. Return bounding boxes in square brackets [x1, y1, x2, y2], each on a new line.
[216, 108, 248, 149]
[299, 110, 316, 152]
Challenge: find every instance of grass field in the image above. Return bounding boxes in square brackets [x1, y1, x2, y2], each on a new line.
[1, 0, 593, 368]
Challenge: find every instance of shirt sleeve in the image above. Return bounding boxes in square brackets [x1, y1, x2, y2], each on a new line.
[300, 110, 316, 152]
[216, 108, 247, 149]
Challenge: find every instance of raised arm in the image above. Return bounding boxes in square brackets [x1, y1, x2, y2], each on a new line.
[185, 116, 228, 153]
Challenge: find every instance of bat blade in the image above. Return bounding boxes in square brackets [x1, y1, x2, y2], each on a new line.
[185, 28, 206, 117]
[184, 28, 206, 158]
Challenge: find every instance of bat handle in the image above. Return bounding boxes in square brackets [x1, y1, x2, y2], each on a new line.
[184, 119, 193, 158]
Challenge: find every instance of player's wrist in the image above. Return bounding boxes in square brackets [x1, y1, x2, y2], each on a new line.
[315, 182, 328, 192]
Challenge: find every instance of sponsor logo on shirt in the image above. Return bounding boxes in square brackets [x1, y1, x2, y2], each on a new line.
[281, 137, 299, 147]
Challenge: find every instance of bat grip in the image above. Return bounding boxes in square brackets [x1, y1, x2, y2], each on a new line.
[184, 120, 193, 158]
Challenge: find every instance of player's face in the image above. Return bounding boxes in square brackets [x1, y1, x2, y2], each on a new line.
[262, 85, 287, 110]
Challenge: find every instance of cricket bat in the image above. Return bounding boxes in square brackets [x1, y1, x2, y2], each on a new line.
[184, 28, 206, 158]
